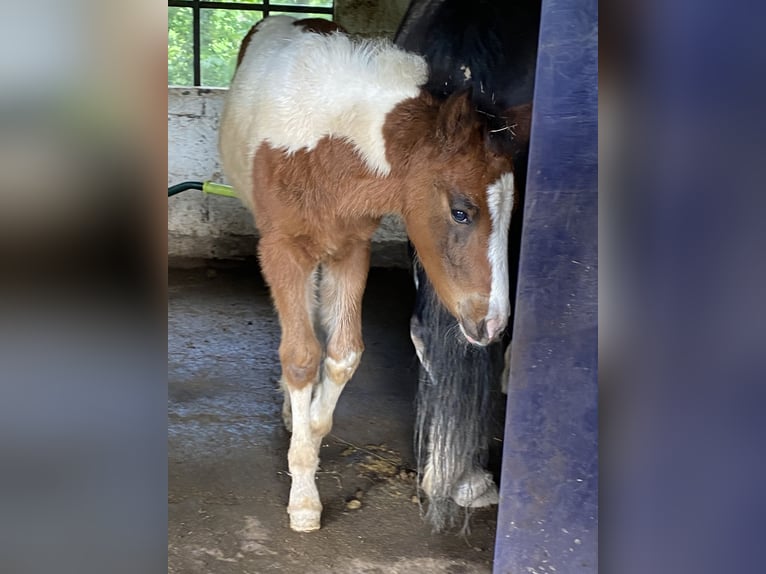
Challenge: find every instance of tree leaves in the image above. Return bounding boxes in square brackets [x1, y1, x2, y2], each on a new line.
[168, 3, 334, 88]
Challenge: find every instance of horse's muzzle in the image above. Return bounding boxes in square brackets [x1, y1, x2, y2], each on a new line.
[459, 315, 506, 347]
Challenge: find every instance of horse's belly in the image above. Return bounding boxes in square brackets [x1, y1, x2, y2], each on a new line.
[249, 139, 384, 226]
[282, 216, 380, 262]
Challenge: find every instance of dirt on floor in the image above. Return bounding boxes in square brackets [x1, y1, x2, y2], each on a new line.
[168, 264, 499, 573]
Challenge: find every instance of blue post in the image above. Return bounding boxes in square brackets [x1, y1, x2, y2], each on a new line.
[493, 0, 598, 572]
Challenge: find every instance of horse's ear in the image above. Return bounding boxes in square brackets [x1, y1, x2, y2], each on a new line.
[437, 90, 476, 147]
[486, 101, 533, 159]
[505, 102, 533, 151]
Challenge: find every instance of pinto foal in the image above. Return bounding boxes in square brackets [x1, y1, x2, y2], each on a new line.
[219, 15, 515, 532]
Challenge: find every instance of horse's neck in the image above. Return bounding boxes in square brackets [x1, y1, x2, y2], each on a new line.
[336, 172, 407, 220]
[333, 92, 436, 220]
[375, 91, 437, 205]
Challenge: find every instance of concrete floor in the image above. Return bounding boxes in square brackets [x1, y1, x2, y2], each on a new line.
[169, 265, 499, 573]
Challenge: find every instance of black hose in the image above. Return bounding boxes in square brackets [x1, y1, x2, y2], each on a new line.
[168, 181, 204, 197]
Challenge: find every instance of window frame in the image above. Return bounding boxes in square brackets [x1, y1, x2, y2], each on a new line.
[168, 1, 334, 87]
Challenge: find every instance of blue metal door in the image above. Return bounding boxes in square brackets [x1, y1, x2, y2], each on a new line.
[493, 0, 598, 572]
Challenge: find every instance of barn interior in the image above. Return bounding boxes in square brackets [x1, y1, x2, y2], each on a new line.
[168, 0, 600, 570]
[169, 1, 501, 572]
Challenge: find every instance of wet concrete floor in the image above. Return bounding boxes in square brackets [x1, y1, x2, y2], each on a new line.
[169, 264, 498, 573]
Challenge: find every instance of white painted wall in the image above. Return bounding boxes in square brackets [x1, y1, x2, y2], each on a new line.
[168, 88, 256, 262]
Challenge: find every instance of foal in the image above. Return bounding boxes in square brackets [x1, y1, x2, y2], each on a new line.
[219, 15, 515, 532]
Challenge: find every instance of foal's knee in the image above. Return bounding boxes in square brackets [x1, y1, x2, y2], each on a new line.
[324, 346, 363, 386]
[280, 339, 321, 388]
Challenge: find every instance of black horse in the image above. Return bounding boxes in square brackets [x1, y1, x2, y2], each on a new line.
[394, 0, 542, 531]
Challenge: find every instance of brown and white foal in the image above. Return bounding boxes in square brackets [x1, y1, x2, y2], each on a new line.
[219, 15, 515, 531]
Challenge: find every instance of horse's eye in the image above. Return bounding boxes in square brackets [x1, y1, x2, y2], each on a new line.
[451, 209, 469, 224]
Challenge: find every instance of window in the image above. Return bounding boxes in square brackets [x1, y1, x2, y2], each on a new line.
[168, 1, 334, 88]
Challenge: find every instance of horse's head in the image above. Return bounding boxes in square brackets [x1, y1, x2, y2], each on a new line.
[402, 91, 517, 347]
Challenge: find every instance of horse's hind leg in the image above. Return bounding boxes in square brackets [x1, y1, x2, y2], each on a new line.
[258, 237, 323, 532]
[311, 242, 370, 443]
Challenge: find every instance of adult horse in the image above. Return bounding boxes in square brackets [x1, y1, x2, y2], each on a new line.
[219, 15, 517, 532]
[395, 0, 541, 531]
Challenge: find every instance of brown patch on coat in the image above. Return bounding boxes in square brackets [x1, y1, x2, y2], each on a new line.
[249, 90, 511, 338]
[236, 22, 262, 69]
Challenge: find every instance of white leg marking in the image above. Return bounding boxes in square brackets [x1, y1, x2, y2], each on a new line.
[309, 352, 361, 438]
[287, 385, 322, 532]
[279, 377, 292, 432]
[485, 172, 515, 339]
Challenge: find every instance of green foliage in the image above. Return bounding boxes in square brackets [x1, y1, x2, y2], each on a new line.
[168, 2, 334, 88]
[168, 8, 193, 86]
[200, 9, 262, 87]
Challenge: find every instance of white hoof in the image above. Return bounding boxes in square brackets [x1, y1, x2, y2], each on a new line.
[288, 508, 321, 532]
[451, 469, 499, 508]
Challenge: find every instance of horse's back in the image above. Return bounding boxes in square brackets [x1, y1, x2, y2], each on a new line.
[220, 15, 428, 208]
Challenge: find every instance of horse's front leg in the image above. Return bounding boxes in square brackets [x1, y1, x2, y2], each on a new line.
[311, 242, 370, 444]
[259, 238, 323, 532]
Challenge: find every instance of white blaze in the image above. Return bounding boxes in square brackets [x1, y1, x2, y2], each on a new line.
[486, 172, 515, 322]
